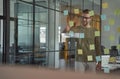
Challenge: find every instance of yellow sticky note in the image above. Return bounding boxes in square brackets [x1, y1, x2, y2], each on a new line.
[114, 9, 120, 16]
[89, 10, 94, 16]
[109, 57, 116, 63]
[78, 49, 83, 55]
[69, 21, 74, 27]
[87, 55, 93, 61]
[95, 31, 100, 36]
[104, 48, 109, 54]
[102, 2, 108, 8]
[117, 44, 120, 50]
[109, 35, 115, 41]
[109, 19, 115, 25]
[117, 27, 120, 32]
[90, 44, 95, 50]
[74, 9, 79, 14]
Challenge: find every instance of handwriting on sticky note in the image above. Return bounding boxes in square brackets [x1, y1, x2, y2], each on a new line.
[63, 10, 68, 15]
[90, 44, 95, 50]
[78, 49, 83, 55]
[87, 55, 93, 61]
[102, 2, 108, 8]
[104, 48, 109, 54]
[74, 9, 79, 14]
[95, 31, 100, 36]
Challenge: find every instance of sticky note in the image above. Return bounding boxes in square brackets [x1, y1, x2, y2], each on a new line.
[104, 67, 110, 73]
[104, 25, 110, 31]
[69, 21, 74, 27]
[74, 33, 79, 38]
[114, 9, 120, 16]
[96, 56, 101, 62]
[117, 27, 120, 32]
[109, 19, 115, 25]
[89, 10, 94, 16]
[74, 9, 79, 14]
[69, 31, 74, 37]
[117, 44, 120, 50]
[104, 48, 109, 54]
[79, 33, 84, 38]
[78, 49, 83, 55]
[109, 57, 116, 62]
[90, 44, 95, 50]
[101, 14, 106, 20]
[109, 35, 115, 41]
[102, 2, 108, 8]
[63, 10, 68, 15]
[87, 55, 93, 61]
[95, 31, 100, 36]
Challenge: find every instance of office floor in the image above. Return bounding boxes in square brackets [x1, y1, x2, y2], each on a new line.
[0, 64, 120, 79]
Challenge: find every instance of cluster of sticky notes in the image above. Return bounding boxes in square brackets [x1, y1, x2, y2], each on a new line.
[109, 57, 116, 63]
[104, 25, 110, 31]
[102, 2, 108, 8]
[101, 14, 106, 20]
[74, 9, 79, 14]
[104, 67, 110, 73]
[87, 55, 93, 61]
[104, 48, 109, 54]
[69, 21, 74, 27]
[78, 49, 83, 55]
[96, 56, 101, 62]
[89, 10, 94, 16]
[79, 33, 85, 38]
[109, 35, 115, 41]
[117, 27, 120, 32]
[108, 19, 115, 26]
[95, 31, 100, 36]
[63, 10, 68, 15]
[89, 44, 95, 50]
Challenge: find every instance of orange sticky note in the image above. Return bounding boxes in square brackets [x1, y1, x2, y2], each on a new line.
[78, 49, 83, 55]
[90, 44, 95, 50]
[87, 55, 93, 61]
[102, 2, 108, 8]
[74, 9, 79, 14]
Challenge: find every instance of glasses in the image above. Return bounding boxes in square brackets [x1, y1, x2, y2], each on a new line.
[81, 16, 91, 19]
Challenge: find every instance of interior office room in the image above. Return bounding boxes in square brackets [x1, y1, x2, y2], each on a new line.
[0, 0, 120, 79]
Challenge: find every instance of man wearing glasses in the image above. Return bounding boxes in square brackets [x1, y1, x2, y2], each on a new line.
[72, 9, 101, 73]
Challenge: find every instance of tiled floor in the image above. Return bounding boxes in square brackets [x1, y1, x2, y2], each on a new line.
[0, 64, 120, 79]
